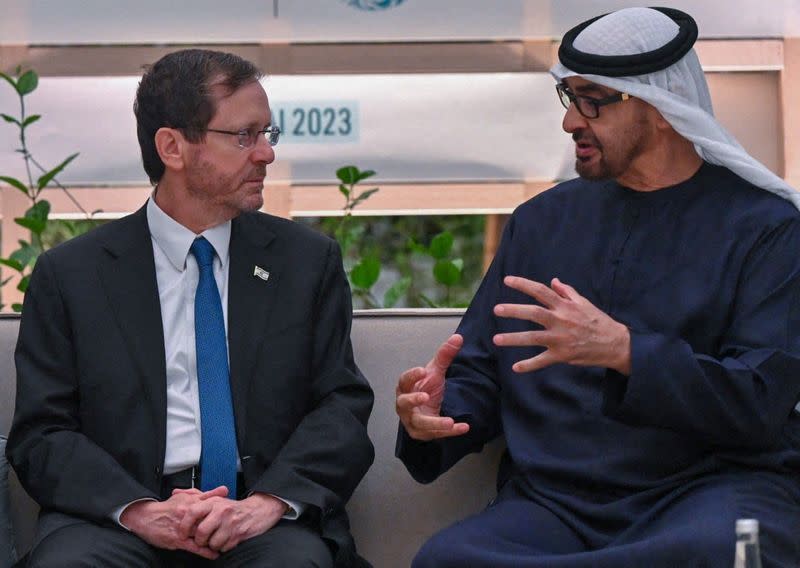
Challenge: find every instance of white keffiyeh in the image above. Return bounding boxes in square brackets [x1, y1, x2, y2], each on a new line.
[550, 7, 800, 209]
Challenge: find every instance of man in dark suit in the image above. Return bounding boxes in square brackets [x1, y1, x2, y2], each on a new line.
[7, 49, 374, 567]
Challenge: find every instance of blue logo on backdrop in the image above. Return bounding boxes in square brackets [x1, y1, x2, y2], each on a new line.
[342, 0, 406, 11]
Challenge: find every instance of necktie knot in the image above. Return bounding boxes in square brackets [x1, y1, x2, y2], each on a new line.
[191, 237, 215, 269]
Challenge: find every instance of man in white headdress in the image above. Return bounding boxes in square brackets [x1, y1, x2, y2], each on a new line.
[395, 7, 800, 567]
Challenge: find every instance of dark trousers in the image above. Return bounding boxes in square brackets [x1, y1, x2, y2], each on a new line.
[412, 472, 800, 568]
[26, 512, 333, 568]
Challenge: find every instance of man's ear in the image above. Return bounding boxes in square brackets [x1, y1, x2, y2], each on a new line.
[154, 127, 187, 173]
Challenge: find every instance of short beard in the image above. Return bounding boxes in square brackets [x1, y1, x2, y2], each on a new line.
[573, 144, 624, 181]
[573, 124, 647, 182]
[576, 157, 612, 180]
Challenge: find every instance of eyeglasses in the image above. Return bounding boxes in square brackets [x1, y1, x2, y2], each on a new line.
[205, 125, 281, 148]
[555, 83, 631, 119]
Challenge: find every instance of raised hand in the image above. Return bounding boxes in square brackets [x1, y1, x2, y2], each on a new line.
[395, 334, 470, 441]
[493, 276, 631, 375]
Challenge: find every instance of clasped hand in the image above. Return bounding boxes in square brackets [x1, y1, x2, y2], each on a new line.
[395, 276, 630, 442]
[121, 487, 288, 558]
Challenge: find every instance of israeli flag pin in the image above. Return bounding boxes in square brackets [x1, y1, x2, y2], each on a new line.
[253, 266, 270, 281]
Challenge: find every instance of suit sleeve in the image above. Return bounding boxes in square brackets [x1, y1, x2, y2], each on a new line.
[249, 240, 374, 518]
[6, 252, 157, 522]
[603, 217, 800, 449]
[396, 217, 514, 483]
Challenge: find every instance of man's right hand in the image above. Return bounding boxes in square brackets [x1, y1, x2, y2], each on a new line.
[395, 333, 470, 441]
[120, 486, 228, 559]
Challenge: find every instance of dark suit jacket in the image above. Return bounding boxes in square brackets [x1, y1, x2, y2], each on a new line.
[6, 205, 375, 566]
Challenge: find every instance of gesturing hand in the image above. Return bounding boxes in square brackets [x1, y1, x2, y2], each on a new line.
[493, 276, 631, 375]
[395, 334, 471, 441]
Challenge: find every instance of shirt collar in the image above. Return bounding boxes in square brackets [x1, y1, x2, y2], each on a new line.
[146, 196, 231, 271]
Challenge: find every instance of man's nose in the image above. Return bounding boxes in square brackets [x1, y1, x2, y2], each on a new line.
[562, 102, 588, 134]
[251, 134, 275, 164]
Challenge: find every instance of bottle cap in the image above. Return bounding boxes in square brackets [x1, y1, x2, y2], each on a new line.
[736, 519, 759, 533]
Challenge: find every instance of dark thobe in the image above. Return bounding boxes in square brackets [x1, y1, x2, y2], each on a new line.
[398, 163, 800, 567]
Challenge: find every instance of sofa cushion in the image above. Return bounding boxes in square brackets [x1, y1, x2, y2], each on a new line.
[0, 436, 17, 568]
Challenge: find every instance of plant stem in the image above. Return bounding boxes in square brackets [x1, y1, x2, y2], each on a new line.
[18, 93, 35, 200]
[365, 291, 380, 309]
[336, 182, 356, 256]
[11, 76, 90, 217]
[28, 156, 89, 215]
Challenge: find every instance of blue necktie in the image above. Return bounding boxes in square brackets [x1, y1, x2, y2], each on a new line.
[190, 237, 237, 498]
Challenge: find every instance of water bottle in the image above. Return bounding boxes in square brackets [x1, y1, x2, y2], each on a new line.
[734, 519, 763, 568]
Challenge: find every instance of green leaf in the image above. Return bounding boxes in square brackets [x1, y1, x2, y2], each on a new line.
[59, 219, 76, 232]
[17, 274, 30, 293]
[0, 113, 20, 125]
[22, 114, 41, 127]
[0, 176, 30, 196]
[407, 238, 427, 255]
[355, 169, 376, 183]
[383, 276, 411, 308]
[335, 222, 364, 256]
[11, 303, 23, 313]
[338, 183, 350, 198]
[10, 240, 41, 268]
[37, 152, 79, 189]
[434, 259, 462, 286]
[351, 187, 379, 208]
[350, 256, 380, 289]
[26, 199, 51, 221]
[56, 219, 96, 238]
[336, 165, 359, 185]
[452, 258, 464, 272]
[0, 72, 16, 92]
[14, 217, 46, 235]
[17, 200, 51, 234]
[16, 70, 38, 95]
[429, 231, 454, 259]
[0, 258, 24, 272]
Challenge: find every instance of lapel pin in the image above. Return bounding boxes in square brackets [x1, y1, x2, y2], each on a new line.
[253, 266, 270, 281]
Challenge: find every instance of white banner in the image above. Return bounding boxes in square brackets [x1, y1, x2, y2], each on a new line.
[0, 73, 572, 186]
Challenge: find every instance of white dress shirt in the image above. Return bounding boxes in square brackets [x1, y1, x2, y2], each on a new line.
[112, 197, 302, 524]
[148, 196, 233, 475]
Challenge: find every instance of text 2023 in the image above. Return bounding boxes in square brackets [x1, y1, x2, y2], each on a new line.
[275, 107, 353, 137]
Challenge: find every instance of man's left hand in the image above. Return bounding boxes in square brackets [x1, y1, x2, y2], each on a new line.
[177, 491, 288, 553]
[493, 276, 631, 375]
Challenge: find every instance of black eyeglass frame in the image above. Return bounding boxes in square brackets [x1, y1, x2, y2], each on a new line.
[205, 125, 281, 148]
[555, 83, 631, 119]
